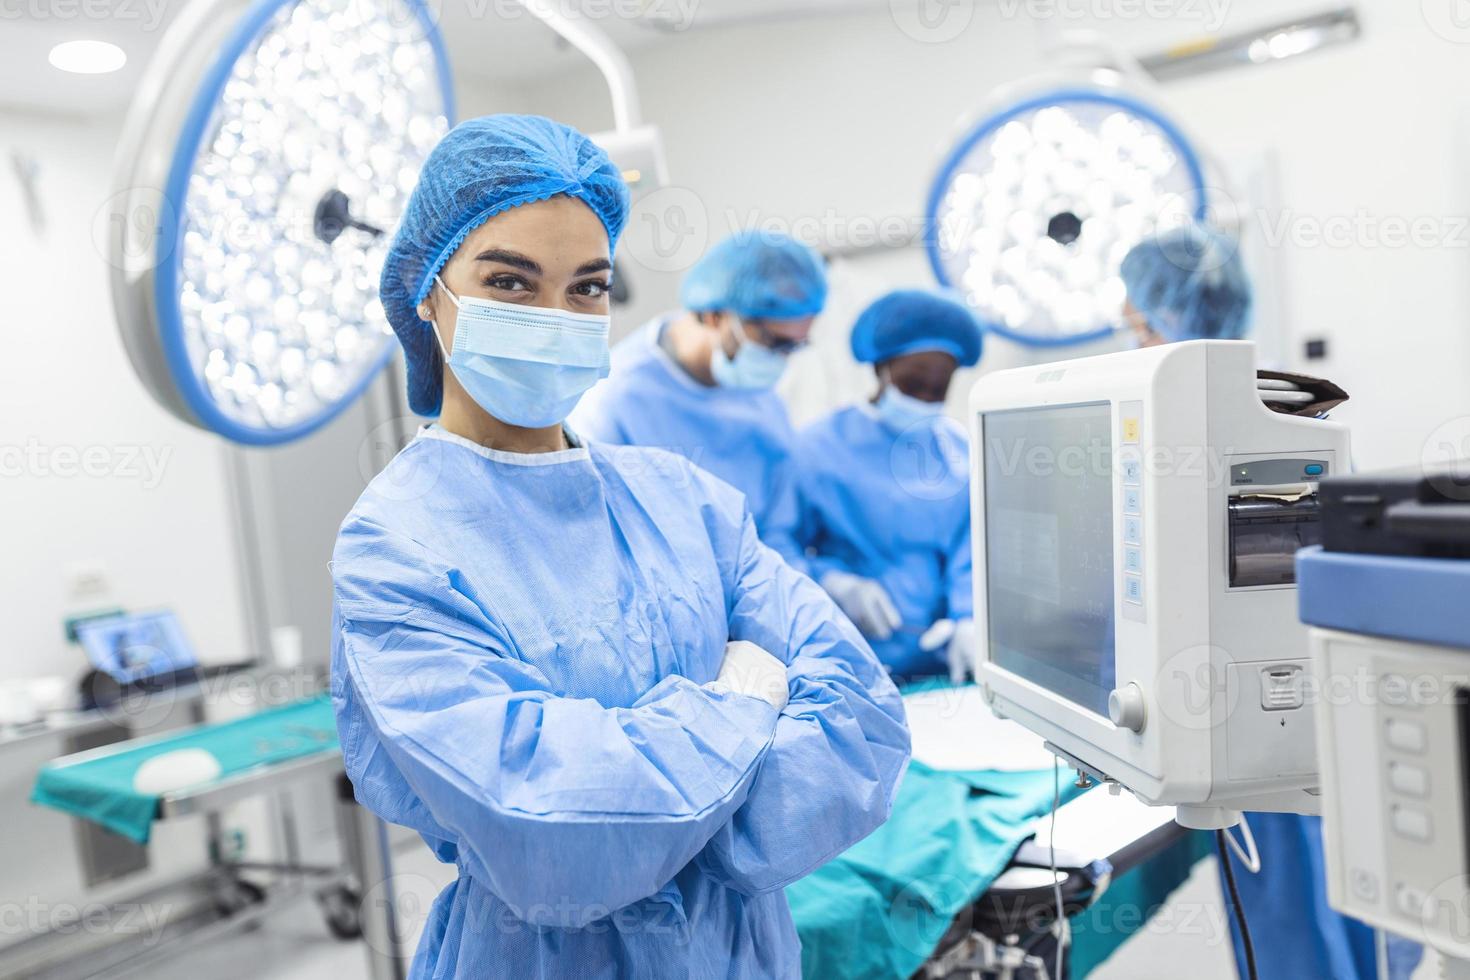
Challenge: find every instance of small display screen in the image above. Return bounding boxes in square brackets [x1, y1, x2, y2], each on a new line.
[76, 612, 198, 686]
[983, 402, 1116, 716]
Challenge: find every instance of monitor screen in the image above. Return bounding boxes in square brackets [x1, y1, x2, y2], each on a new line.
[76, 612, 199, 687]
[982, 402, 1116, 716]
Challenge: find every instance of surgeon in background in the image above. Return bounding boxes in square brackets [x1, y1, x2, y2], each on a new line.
[776, 289, 984, 681]
[333, 115, 909, 978]
[1120, 221, 1421, 980]
[572, 231, 826, 542]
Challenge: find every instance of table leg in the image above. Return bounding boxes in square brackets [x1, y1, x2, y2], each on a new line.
[335, 774, 406, 980]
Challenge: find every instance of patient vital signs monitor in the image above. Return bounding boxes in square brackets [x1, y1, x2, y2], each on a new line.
[970, 341, 1350, 827]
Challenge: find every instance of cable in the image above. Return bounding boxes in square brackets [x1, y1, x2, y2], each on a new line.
[1051, 761, 1065, 980]
[1223, 817, 1261, 873]
[1217, 828, 1259, 980]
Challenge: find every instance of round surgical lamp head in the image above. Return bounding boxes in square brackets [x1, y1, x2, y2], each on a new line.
[925, 85, 1208, 348]
[107, 0, 454, 445]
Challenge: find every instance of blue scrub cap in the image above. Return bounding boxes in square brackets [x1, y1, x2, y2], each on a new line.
[1120, 222, 1252, 343]
[381, 114, 630, 417]
[850, 288, 984, 368]
[680, 231, 829, 320]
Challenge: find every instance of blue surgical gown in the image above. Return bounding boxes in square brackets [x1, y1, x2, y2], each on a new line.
[331, 425, 910, 979]
[571, 316, 800, 547]
[773, 405, 973, 677]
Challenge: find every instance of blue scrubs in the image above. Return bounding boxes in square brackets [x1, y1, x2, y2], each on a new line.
[331, 426, 909, 978]
[572, 317, 800, 546]
[776, 405, 972, 677]
[1224, 813, 1423, 980]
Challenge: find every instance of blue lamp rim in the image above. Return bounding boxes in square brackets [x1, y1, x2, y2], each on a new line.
[154, 0, 457, 446]
[923, 86, 1209, 350]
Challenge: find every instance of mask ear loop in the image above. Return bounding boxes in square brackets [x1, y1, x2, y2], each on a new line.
[426, 274, 461, 361]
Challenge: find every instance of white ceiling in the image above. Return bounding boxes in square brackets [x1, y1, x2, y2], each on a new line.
[0, 0, 885, 117]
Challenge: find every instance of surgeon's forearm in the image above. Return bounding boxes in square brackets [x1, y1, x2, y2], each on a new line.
[694, 664, 910, 895]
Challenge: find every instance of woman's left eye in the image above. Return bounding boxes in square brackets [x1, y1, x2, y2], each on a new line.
[574, 279, 610, 298]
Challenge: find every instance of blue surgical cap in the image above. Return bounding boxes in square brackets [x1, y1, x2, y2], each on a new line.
[681, 231, 828, 320]
[1120, 223, 1252, 343]
[381, 114, 630, 417]
[850, 289, 984, 367]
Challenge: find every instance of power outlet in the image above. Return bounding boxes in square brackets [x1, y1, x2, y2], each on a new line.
[67, 562, 111, 600]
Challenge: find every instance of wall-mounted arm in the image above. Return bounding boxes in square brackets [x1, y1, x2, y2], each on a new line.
[516, 0, 642, 133]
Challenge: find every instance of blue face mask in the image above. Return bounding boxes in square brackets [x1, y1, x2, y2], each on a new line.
[710, 317, 789, 390]
[431, 276, 610, 428]
[876, 385, 944, 433]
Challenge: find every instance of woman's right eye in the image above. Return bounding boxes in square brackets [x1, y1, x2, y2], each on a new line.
[484, 274, 530, 293]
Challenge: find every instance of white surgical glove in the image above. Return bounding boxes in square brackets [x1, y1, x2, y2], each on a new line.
[706, 640, 789, 712]
[945, 619, 978, 684]
[820, 571, 902, 640]
[918, 619, 956, 653]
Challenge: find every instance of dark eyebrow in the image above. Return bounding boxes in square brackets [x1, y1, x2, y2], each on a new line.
[574, 258, 613, 276]
[474, 249, 541, 274]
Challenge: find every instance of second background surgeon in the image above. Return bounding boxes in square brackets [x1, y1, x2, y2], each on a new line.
[775, 289, 985, 680]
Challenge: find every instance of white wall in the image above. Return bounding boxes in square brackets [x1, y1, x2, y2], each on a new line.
[484, 0, 1470, 465]
[0, 109, 253, 684]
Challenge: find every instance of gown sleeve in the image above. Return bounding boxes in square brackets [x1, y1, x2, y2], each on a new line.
[692, 471, 912, 895]
[332, 516, 781, 928]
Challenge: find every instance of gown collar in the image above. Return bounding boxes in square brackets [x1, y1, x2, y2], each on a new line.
[418, 424, 592, 467]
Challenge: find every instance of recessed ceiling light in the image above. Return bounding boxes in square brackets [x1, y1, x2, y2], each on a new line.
[48, 40, 127, 75]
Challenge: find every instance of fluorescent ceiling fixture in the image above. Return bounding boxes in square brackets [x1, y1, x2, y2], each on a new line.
[49, 40, 127, 74]
[1141, 8, 1361, 82]
[925, 88, 1207, 348]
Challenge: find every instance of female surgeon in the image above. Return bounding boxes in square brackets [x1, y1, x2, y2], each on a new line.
[330, 115, 910, 978]
[1121, 221, 1421, 980]
[776, 289, 984, 681]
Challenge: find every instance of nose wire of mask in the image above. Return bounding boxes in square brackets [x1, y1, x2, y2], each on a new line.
[429, 274, 611, 428]
[710, 316, 789, 390]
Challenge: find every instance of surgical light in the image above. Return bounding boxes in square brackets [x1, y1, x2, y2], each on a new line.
[49, 40, 127, 74]
[925, 88, 1207, 347]
[107, 0, 453, 444]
